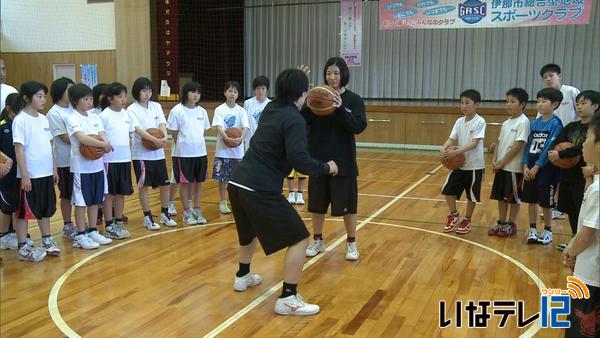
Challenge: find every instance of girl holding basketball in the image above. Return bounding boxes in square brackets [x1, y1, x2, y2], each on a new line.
[212, 81, 249, 214]
[301, 57, 367, 261]
[128, 77, 175, 230]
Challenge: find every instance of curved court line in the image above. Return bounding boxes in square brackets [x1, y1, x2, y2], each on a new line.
[48, 221, 235, 338]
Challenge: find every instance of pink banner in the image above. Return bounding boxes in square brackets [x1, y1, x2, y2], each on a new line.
[380, 0, 592, 30]
[340, 0, 362, 67]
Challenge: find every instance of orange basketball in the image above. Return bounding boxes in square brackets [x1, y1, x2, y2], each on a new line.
[79, 134, 105, 160]
[551, 142, 581, 169]
[142, 128, 165, 150]
[441, 148, 465, 170]
[307, 85, 336, 116]
[224, 127, 242, 148]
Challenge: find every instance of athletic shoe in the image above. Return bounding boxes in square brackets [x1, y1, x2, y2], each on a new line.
[305, 239, 324, 257]
[219, 200, 231, 214]
[41, 237, 61, 256]
[62, 222, 77, 241]
[115, 222, 131, 238]
[143, 215, 161, 231]
[168, 202, 178, 216]
[527, 228, 539, 244]
[455, 218, 471, 234]
[193, 208, 207, 225]
[233, 273, 263, 291]
[105, 223, 129, 240]
[296, 193, 305, 205]
[275, 294, 320, 316]
[497, 222, 517, 237]
[0, 233, 18, 250]
[160, 213, 177, 227]
[183, 209, 197, 225]
[488, 221, 503, 236]
[88, 230, 112, 245]
[345, 242, 360, 260]
[18, 244, 46, 262]
[443, 212, 460, 232]
[73, 234, 100, 250]
[287, 192, 296, 204]
[538, 229, 553, 244]
[552, 210, 566, 220]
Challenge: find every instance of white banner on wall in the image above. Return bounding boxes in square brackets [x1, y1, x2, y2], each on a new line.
[340, 0, 362, 67]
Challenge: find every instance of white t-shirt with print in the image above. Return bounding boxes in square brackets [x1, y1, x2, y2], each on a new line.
[243, 96, 271, 150]
[67, 111, 105, 173]
[167, 103, 210, 158]
[47, 104, 73, 168]
[0, 83, 18, 112]
[212, 103, 250, 159]
[574, 175, 599, 288]
[12, 111, 54, 178]
[128, 101, 167, 161]
[497, 113, 530, 173]
[449, 114, 486, 170]
[99, 107, 140, 163]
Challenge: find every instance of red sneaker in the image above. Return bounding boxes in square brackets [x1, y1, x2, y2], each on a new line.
[488, 221, 502, 236]
[443, 213, 460, 232]
[497, 222, 517, 237]
[456, 217, 471, 234]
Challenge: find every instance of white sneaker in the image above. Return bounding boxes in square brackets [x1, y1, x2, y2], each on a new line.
[538, 229, 553, 245]
[552, 210, 566, 219]
[345, 242, 359, 260]
[275, 294, 320, 316]
[73, 234, 100, 250]
[183, 209, 197, 225]
[296, 193, 305, 205]
[527, 228, 539, 244]
[160, 213, 177, 227]
[41, 237, 61, 256]
[105, 223, 129, 240]
[287, 192, 296, 204]
[219, 200, 231, 214]
[0, 233, 18, 250]
[168, 201, 178, 216]
[143, 215, 161, 231]
[193, 208, 207, 225]
[305, 239, 324, 257]
[18, 244, 46, 262]
[62, 222, 77, 241]
[233, 273, 263, 291]
[88, 230, 112, 245]
[115, 222, 131, 238]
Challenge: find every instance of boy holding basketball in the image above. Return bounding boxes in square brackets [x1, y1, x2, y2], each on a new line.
[549, 90, 600, 250]
[488, 88, 530, 237]
[441, 89, 486, 234]
[212, 81, 249, 214]
[522, 88, 564, 245]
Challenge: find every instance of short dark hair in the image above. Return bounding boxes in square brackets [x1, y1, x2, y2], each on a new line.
[50, 77, 75, 104]
[460, 89, 481, 103]
[19, 81, 48, 107]
[323, 57, 350, 88]
[92, 83, 107, 108]
[576, 90, 600, 112]
[540, 63, 561, 77]
[224, 81, 240, 93]
[252, 76, 270, 90]
[505, 87, 529, 104]
[589, 111, 600, 143]
[100, 82, 127, 110]
[68, 83, 93, 107]
[275, 69, 308, 105]
[180, 81, 202, 105]
[132, 77, 153, 101]
[0, 93, 21, 121]
[537, 87, 563, 106]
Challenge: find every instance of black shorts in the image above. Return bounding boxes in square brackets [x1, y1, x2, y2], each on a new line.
[16, 176, 56, 220]
[441, 169, 484, 202]
[57, 167, 73, 200]
[105, 162, 133, 196]
[556, 180, 585, 216]
[490, 170, 524, 204]
[565, 284, 598, 338]
[308, 176, 358, 216]
[172, 156, 207, 184]
[228, 184, 309, 255]
[0, 185, 17, 214]
[521, 179, 556, 208]
[72, 171, 107, 207]
[133, 159, 170, 189]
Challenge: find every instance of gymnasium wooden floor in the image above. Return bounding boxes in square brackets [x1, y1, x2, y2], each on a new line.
[0, 145, 572, 337]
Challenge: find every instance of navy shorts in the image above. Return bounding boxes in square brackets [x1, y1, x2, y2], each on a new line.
[72, 171, 107, 207]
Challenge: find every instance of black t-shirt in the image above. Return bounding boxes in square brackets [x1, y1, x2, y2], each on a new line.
[551, 120, 589, 183]
[301, 89, 367, 177]
[231, 102, 330, 193]
[0, 118, 17, 188]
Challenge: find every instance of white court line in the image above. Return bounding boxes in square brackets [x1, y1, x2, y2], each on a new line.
[203, 164, 444, 337]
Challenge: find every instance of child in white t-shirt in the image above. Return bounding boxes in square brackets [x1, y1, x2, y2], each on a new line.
[212, 81, 249, 214]
[243, 76, 270, 151]
[66, 83, 113, 250]
[167, 81, 211, 225]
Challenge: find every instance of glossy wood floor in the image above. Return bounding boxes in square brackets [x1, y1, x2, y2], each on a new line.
[0, 145, 573, 337]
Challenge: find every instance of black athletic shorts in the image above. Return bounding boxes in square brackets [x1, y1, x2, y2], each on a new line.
[307, 176, 358, 216]
[57, 167, 73, 200]
[133, 159, 170, 188]
[442, 169, 484, 202]
[105, 162, 133, 196]
[490, 170, 524, 204]
[16, 175, 56, 220]
[172, 156, 208, 184]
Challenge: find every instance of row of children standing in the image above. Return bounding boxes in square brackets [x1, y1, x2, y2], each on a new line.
[0, 74, 271, 262]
